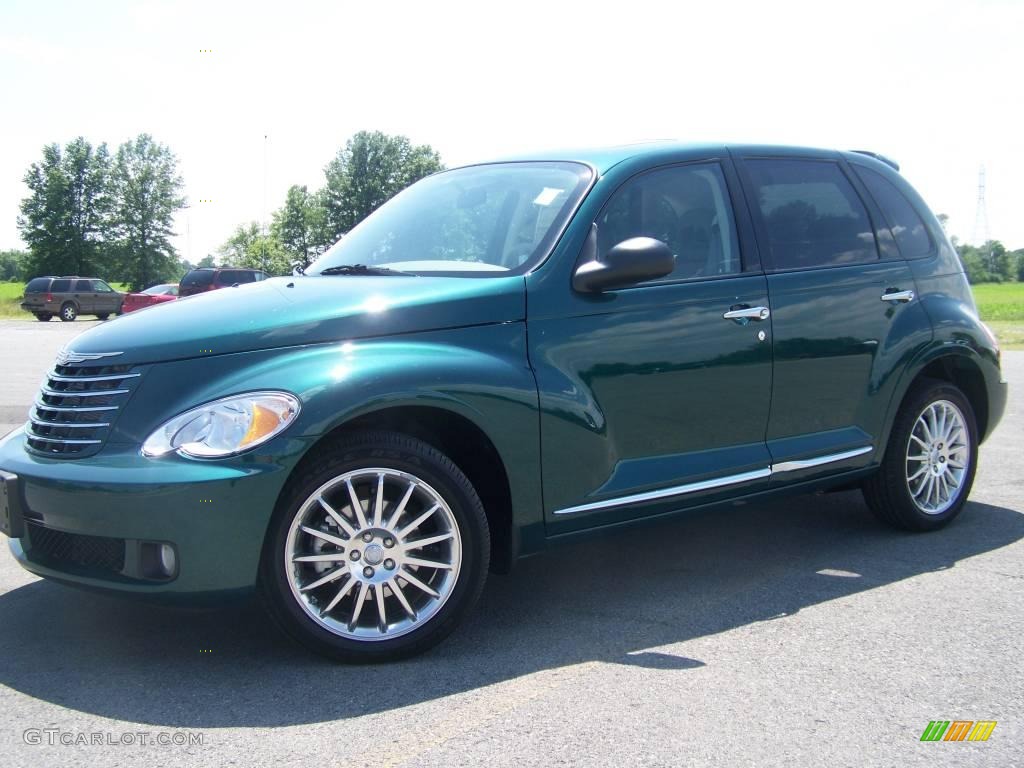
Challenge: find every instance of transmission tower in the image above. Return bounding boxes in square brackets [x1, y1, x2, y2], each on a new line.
[972, 165, 990, 245]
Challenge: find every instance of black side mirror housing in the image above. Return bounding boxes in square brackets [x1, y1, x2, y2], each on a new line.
[572, 225, 675, 293]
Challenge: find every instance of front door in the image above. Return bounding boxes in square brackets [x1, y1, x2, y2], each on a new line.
[736, 154, 930, 483]
[532, 160, 774, 533]
[92, 280, 120, 313]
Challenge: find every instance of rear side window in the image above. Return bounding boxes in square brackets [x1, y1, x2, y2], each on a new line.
[597, 162, 741, 281]
[74, 279, 92, 291]
[232, 270, 256, 284]
[853, 165, 933, 259]
[745, 159, 878, 270]
[182, 270, 214, 287]
[50, 279, 71, 292]
[25, 278, 51, 293]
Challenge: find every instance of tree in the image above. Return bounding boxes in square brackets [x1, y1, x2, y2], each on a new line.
[217, 222, 290, 275]
[196, 254, 216, 269]
[0, 249, 28, 281]
[271, 185, 330, 271]
[107, 134, 186, 291]
[17, 138, 111, 278]
[322, 131, 443, 240]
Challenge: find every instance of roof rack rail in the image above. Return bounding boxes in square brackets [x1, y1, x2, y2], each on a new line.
[850, 150, 900, 172]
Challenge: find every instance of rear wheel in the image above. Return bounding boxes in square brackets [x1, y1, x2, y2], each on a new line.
[863, 380, 977, 531]
[59, 302, 77, 322]
[260, 431, 489, 662]
[34, 313, 51, 322]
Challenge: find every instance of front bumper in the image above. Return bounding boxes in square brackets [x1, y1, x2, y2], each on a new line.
[0, 427, 302, 598]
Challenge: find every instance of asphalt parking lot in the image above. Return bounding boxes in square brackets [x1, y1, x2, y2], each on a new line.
[0, 318, 1020, 767]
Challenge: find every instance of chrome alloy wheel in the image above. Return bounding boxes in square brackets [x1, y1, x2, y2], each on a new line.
[284, 468, 462, 641]
[906, 399, 970, 515]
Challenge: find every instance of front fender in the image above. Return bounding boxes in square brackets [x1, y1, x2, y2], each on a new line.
[117, 323, 543, 541]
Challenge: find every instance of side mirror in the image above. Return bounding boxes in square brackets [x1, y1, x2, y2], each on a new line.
[572, 225, 675, 293]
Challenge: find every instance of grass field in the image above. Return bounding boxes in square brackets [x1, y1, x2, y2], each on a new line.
[2, 279, 1023, 347]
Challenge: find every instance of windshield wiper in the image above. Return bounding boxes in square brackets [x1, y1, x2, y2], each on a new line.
[317, 264, 413, 276]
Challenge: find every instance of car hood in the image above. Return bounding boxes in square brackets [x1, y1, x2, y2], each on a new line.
[64, 275, 526, 365]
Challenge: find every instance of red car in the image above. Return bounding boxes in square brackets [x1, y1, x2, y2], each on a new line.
[121, 283, 179, 313]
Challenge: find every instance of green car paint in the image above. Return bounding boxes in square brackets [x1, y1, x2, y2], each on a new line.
[0, 142, 1007, 600]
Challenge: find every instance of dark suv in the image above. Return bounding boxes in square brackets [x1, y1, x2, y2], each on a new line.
[0, 143, 1007, 663]
[21, 276, 124, 322]
[178, 267, 269, 296]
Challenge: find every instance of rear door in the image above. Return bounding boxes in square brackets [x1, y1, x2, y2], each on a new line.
[533, 159, 774, 533]
[735, 152, 929, 483]
[73, 279, 96, 313]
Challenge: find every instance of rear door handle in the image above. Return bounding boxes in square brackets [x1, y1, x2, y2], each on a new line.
[881, 290, 914, 303]
[723, 306, 770, 321]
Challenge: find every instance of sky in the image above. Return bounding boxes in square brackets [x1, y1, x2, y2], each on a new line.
[1, 0, 1022, 262]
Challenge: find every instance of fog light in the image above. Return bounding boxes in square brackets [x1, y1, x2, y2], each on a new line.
[159, 544, 177, 576]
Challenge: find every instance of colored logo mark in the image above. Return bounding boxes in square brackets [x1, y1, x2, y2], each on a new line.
[920, 720, 997, 742]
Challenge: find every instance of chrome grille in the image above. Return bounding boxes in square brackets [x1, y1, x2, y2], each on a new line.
[27, 363, 141, 457]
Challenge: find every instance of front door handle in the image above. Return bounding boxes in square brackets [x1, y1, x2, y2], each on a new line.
[723, 306, 770, 322]
[881, 290, 915, 303]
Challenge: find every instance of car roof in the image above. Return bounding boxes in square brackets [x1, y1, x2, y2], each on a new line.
[477, 141, 894, 175]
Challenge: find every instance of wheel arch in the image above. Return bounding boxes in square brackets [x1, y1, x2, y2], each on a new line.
[297, 404, 518, 574]
[879, 346, 992, 462]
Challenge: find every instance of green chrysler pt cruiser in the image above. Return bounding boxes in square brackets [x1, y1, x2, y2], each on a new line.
[0, 143, 1007, 662]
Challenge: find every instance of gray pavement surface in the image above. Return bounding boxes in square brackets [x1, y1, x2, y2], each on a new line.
[0, 317, 1021, 767]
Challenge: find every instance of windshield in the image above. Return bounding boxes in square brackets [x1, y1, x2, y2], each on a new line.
[307, 161, 592, 277]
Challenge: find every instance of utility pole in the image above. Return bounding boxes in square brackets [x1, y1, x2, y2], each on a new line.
[972, 165, 993, 275]
[262, 134, 268, 272]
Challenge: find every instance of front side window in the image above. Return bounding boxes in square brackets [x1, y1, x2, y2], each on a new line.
[93, 280, 115, 292]
[745, 159, 878, 270]
[853, 165, 933, 259]
[597, 162, 740, 281]
[232, 271, 257, 284]
[308, 162, 593, 276]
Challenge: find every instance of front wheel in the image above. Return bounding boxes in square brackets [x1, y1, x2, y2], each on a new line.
[260, 431, 490, 662]
[863, 380, 978, 531]
[59, 302, 77, 322]
[96, 314, 110, 321]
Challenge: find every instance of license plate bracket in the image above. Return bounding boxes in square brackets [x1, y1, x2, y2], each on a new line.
[0, 470, 25, 539]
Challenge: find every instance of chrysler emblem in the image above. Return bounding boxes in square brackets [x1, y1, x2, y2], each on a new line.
[55, 347, 124, 366]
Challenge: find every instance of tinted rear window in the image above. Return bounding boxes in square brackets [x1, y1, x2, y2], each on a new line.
[745, 159, 878, 270]
[232, 271, 256, 284]
[74, 279, 92, 291]
[853, 165, 933, 259]
[50, 279, 72, 292]
[182, 270, 215, 287]
[25, 278, 51, 293]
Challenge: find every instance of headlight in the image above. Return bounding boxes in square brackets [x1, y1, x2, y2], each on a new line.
[142, 391, 301, 458]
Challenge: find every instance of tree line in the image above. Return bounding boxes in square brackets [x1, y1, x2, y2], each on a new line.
[10, 130, 443, 290]
[8, 134, 1022, 288]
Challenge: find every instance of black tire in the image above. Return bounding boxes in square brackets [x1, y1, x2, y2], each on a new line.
[863, 380, 978, 531]
[34, 313, 51, 322]
[259, 430, 490, 663]
[59, 302, 77, 322]
[96, 314, 110, 321]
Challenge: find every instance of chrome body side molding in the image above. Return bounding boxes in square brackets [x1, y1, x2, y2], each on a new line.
[552, 446, 873, 515]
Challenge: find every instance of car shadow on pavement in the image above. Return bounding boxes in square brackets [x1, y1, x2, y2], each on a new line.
[0, 490, 1021, 728]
